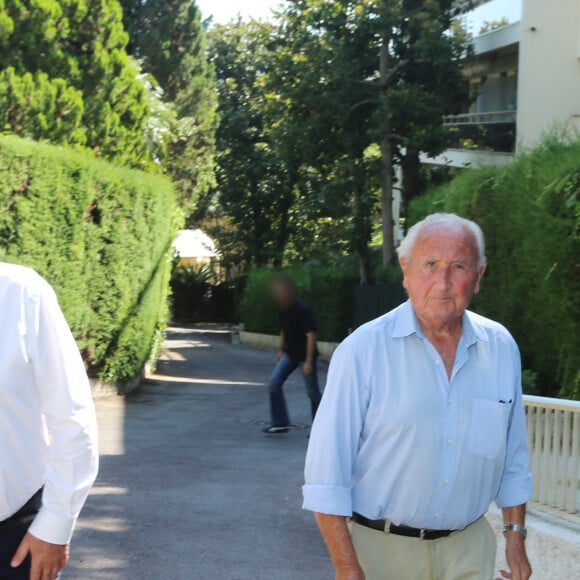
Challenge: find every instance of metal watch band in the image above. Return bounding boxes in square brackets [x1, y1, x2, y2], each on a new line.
[503, 523, 527, 538]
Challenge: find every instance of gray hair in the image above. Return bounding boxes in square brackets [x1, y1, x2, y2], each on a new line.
[397, 213, 487, 268]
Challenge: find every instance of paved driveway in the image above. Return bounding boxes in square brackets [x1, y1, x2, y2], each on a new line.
[64, 326, 333, 580]
[64, 326, 579, 580]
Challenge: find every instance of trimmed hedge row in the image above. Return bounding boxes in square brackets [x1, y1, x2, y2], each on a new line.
[410, 137, 579, 399]
[0, 136, 178, 382]
[240, 267, 358, 343]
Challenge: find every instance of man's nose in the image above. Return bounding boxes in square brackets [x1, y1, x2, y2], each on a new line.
[436, 267, 452, 289]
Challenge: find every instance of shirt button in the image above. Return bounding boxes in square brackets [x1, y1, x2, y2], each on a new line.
[448, 398, 453, 404]
[435, 512, 441, 518]
[435, 359, 441, 365]
[443, 479, 449, 485]
[447, 438, 453, 445]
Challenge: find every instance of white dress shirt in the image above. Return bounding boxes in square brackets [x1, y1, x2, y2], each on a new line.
[0, 263, 98, 544]
[303, 300, 532, 530]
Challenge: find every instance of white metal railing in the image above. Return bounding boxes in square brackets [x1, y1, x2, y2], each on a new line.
[524, 395, 580, 517]
[443, 111, 517, 125]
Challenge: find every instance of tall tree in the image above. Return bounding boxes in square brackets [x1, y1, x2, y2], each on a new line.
[120, 0, 218, 208]
[205, 20, 296, 269]
[0, 0, 151, 166]
[273, 3, 379, 282]
[278, 0, 471, 266]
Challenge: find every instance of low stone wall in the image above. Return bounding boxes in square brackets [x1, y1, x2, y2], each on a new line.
[239, 331, 339, 360]
[90, 362, 152, 397]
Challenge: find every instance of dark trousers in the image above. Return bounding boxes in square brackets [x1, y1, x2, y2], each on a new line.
[0, 524, 31, 579]
[268, 353, 322, 426]
[0, 490, 42, 579]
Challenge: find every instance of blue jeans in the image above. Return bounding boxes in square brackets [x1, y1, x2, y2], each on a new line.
[268, 353, 322, 427]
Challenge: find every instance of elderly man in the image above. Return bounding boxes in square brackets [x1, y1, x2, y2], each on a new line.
[0, 263, 98, 580]
[303, 214, 532, 580]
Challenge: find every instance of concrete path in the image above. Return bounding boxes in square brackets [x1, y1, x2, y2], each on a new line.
[64, 326, 333, 580]
[64, 326, 579, 580]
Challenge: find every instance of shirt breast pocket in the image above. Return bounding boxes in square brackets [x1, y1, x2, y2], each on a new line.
[469, 398, 511, 460]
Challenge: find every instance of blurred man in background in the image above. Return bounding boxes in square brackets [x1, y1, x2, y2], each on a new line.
[262, 275, 322, 434]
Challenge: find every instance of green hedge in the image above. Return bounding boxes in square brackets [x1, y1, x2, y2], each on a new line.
[240, 267, 358, 342]
[410, 137, 579, 399]
[0, 136, 178, 382]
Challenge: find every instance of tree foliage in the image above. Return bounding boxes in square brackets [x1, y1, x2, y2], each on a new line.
[120, 0, 219, 207]
[201, 2, 470, 276]
[205, 20, 297, 268]
[277, 0, 471, 267]
[0, 0, 151, 166]
[0, 68, 85, 146]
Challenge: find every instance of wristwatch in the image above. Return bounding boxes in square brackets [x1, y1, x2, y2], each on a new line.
[503, 523, 527, 538]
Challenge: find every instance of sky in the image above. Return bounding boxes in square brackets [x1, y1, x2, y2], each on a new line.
[196, 0, 523, 31]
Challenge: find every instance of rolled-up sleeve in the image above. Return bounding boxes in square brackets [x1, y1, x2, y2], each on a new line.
[27, 280, 99, 545]
[495, 344, 533, 508]
[303, 340, 367, 516]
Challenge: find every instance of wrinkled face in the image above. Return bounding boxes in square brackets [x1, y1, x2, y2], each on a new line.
[271, 280, 295, 309]
[400, 225, 485, 328]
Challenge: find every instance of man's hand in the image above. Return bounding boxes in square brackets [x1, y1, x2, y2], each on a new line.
[336, 563, 365, 580]
[496, 535, 532, 580]
[275, 350, 283, 363]
[11, 533, 69, 580]
[303, 360, 313, 375]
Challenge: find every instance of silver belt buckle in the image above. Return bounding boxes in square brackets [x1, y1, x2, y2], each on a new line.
[420, 528, 427, 540]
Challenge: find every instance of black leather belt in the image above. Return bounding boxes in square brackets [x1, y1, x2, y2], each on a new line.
[0, 489, 43, 530]
[352, 512, 455, 540]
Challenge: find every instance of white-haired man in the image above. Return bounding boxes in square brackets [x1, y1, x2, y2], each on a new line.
[304, 214, 532, 580]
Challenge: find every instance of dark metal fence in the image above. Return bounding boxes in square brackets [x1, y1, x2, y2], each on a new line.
[171, 280, 243, 323]
[353, 283, 407, 329]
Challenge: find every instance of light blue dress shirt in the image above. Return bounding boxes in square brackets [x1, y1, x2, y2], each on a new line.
[303, 300, 532, 531]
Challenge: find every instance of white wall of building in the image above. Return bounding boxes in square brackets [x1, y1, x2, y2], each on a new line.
[516, 0, 580, 149]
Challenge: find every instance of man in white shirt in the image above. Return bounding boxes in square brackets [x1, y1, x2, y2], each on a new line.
[0, 263, 99, 579]
[304, 214, 532, 580]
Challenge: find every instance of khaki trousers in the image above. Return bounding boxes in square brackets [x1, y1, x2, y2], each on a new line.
[349, 517, 496, 580]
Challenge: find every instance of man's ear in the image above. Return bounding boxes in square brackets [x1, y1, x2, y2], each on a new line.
[399, 257, 409, 290]
[474, 264, 486, 294]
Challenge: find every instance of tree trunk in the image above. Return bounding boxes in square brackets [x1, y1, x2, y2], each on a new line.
[379, 30, 395, 267]
[380, 134, 395, 267]
[358, 247, 370, 285]
[350, 160, 371, 285]
[273, 200, 290, 268]
[401, 148, 423, 224]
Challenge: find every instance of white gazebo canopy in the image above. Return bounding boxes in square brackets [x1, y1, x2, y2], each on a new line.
[173, 229, 220, 260]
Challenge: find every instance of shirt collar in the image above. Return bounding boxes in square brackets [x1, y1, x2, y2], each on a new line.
[392, 300, 488, 344]
[392, 300, 425, 339]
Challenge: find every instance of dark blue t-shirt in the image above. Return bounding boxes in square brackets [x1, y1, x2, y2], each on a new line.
[280, 300, 318, 363]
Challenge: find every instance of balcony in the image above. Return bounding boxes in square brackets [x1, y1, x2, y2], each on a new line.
[444, 111, 517, 153]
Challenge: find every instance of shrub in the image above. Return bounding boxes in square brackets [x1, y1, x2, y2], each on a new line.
[409, 137, 580, 399]
[240, 266, 358, 342]
[0, 136, 178, 382]
[170, 265, 244, 323]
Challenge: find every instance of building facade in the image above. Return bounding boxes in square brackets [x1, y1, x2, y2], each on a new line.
[422, 0, 580, 169]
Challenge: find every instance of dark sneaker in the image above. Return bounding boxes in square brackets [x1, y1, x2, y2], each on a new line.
[262, 425, 289, 434]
